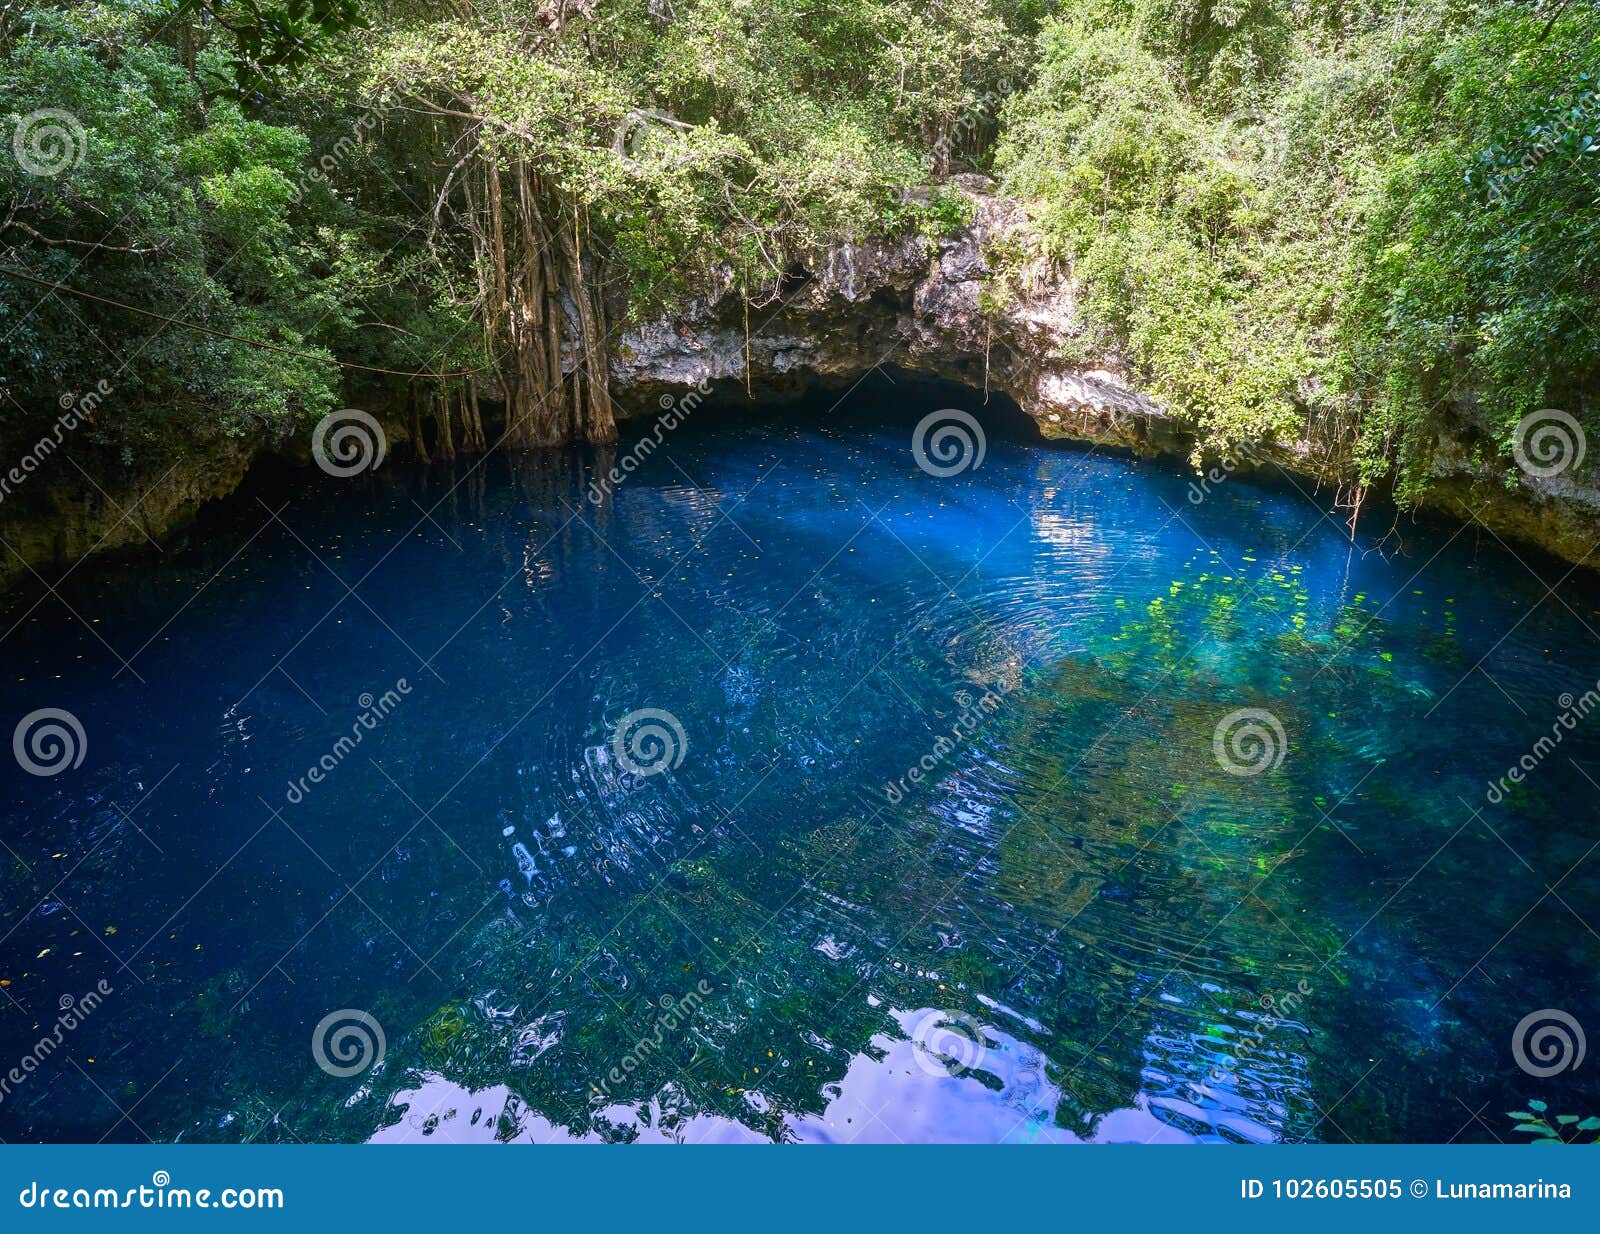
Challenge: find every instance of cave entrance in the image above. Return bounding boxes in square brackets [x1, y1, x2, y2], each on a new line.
[622, 365, 1042, 446]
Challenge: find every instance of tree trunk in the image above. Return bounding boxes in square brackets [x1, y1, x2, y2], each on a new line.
[410, 391, 432, 464]
[451, 122, 618, 452]
[435, 387, 457, 460]
[461, 386, 485, 452]
[558, 210, 618, 445]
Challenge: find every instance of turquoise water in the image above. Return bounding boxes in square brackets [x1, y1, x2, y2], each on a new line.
[1, 395, 1597, 1143]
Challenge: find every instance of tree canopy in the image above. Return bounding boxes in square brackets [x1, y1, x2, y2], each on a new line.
[1, 0, 1595, 504]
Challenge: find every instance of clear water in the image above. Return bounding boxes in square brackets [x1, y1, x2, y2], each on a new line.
[2, 394, 1597, 1143]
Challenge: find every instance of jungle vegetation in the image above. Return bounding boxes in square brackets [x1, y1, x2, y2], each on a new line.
[0, 0, 1595, 502]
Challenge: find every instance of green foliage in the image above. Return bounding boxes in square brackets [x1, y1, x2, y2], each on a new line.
[994, 0, 1600, 491]
[1344, 5, 1600, 495]
[178, 0, 369, 97]
[993, 2, 1316, 456]
[0, 3, 486, 458]
[1, 0, 1594, 500]
[1509, 1100, 1600, 1144]
[0, 7, 338, 451]
[0, 0, 1026, 464]
[362, 0, 1020, 311]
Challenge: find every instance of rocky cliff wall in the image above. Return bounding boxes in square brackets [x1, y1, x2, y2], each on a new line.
[611, 177, 1599, 571]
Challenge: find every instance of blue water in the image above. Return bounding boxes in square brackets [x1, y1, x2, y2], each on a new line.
[1, 398, 1597, 1143]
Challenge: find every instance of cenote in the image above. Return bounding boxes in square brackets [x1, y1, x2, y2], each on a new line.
[2, 384, 1597, 1144]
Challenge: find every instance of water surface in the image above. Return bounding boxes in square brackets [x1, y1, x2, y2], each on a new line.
[2, 395, 1597, 1143]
